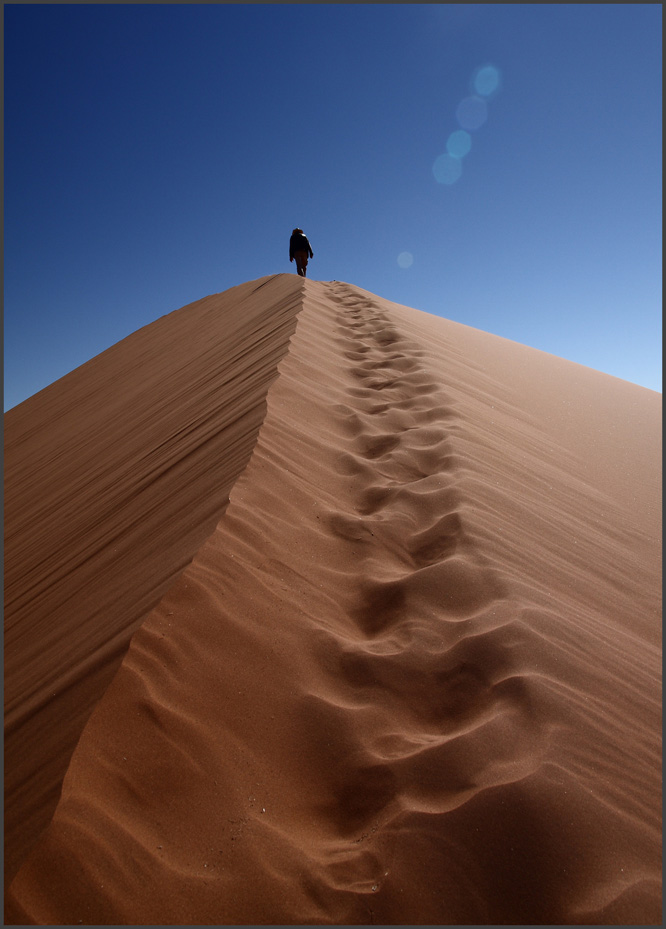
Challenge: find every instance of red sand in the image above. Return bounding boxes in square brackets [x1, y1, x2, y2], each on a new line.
[4, 275, 662, 924]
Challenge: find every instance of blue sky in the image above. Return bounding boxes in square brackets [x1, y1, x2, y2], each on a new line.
[4, 3, 662, 410]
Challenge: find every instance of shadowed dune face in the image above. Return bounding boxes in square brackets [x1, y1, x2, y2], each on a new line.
[3, 274, 302, 884]
[5, 278, 662, 924]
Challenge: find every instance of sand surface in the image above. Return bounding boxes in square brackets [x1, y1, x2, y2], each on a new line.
[4, 275, 662, 924]
[3, 276, 300, 885]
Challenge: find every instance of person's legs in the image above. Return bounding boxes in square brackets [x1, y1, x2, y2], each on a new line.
[295, 250, 308, 276]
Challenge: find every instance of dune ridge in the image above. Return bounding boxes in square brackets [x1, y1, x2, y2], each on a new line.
[5, 278, 662, 924]
[3, 275, 302, 884]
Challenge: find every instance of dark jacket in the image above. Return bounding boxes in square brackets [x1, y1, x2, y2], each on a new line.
[289, 232, 313, 260]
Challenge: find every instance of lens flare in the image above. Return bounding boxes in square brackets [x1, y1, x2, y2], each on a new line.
[432, 153, 462, 185]
[456, 95, 488, 130]
[447, 129, 472, 159]
[473, 65, 501, 97]
[397, 252, 413, 269]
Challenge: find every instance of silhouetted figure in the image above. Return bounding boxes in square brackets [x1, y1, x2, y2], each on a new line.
[289, 228, 314, 277]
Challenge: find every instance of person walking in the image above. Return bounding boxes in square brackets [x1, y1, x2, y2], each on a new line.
[289, 228, 314, 277]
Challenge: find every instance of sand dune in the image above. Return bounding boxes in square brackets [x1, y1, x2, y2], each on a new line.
[3, 276, 300, 885]
[4, 275, 661, 924]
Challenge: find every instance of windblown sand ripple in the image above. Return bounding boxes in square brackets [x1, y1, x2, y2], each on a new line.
[5, 275, 661, 924]
[3, 276, 300, 884]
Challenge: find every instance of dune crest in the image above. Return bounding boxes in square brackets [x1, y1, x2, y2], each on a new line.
[5, 279, 662, 924]
[3, 274, 301, 884]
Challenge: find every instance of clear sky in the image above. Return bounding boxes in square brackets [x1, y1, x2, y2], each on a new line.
[4, 3, 662, 410]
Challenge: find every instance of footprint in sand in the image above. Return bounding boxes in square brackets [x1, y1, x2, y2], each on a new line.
[319, 283, 544, 842]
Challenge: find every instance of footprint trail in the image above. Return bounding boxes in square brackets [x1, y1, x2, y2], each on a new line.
[310, 282, 553, 911]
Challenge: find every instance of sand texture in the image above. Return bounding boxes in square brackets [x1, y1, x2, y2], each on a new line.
[3, 276, 300, 885]
[4, 275, 662, 924]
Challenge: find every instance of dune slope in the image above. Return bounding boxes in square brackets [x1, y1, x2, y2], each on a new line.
[3, 275, 301, 885]
[5, 278, 662, 924]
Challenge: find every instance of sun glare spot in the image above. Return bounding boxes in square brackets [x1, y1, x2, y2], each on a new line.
[447, 130, 472, 159]
[432, 153, 462, 185]
[473, 65, 501, 97]
[397, 251, 413, 269]
[456, 95, 488, 131]
[431, 63, 500, 188]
